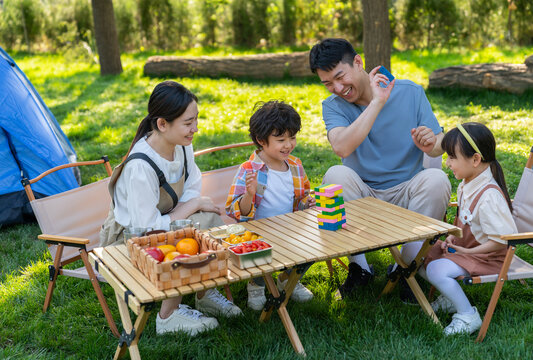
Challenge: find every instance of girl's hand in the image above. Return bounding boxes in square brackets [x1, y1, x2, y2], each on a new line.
[447, 244, 469, 254]
[440, 235, 454, 250]
[245, 171, 258, 197]
[411, 126, 436, 153]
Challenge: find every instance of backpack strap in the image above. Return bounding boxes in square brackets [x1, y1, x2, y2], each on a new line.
[124, 153, 179, 210]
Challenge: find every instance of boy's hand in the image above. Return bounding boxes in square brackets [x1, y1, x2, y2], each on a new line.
[245, 171, 258, 197]
[307, 195, 316, 208]
[411, 126, 437, 153]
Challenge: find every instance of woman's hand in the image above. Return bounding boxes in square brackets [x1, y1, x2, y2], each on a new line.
[195, 196, 221, 215]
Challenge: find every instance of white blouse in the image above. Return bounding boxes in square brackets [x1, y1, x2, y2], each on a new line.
[113, 137, 202, 231]
[457, 167, 517, 245]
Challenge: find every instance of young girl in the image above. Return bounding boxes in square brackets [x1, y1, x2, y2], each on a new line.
[100, 81, 241, 336]
[420, 122, 517, 336]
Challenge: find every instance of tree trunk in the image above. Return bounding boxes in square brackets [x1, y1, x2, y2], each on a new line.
[361, 0, 391, 72]
[91, 0, 123, 75]
[143, 52, 312, 79]
[429, 63, 533, 94]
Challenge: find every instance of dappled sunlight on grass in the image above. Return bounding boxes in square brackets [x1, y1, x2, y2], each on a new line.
[3, 47, 533, 359]
[0, 260, 48, 305]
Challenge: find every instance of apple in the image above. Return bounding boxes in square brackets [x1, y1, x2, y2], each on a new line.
[144, 247, 165, 262]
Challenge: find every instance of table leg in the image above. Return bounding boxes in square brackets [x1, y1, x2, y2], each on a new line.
[260, 274, 306, 356]
[113, 291, 153, 360]
[381, 238, 440, 324]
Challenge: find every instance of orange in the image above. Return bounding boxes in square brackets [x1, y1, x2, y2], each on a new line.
[158, 244, 176, 256]
[242, 231, 252, 242]
[176, 238, 199, 255]
[163, 251, 181, 262]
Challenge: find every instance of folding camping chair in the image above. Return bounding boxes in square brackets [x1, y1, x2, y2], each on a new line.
[430, 145, 533, 342]
[22, 156, 120, 338]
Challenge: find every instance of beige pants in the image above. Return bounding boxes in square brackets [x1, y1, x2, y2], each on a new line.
[323, 165, 451, 266]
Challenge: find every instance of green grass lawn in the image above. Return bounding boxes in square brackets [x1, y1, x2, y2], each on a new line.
[1, 46, 533, 359]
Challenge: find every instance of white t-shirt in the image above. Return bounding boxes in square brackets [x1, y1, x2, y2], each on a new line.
[457, 167, 517, 245]
[255, 168, 294, 220]
[113, 137, 202, 231]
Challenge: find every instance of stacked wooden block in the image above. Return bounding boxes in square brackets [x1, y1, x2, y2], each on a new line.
[315, 184, 346, 231]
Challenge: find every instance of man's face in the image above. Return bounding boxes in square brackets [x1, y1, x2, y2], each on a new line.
[316, 56, 365, 103]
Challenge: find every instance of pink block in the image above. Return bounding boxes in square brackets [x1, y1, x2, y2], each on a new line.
[316, 204, 345, 212]
[341, 223, 347, 228]
[317, 215, 346, 223]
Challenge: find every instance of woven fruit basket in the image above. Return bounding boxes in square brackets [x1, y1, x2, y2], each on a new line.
[127, 227, 228, 290]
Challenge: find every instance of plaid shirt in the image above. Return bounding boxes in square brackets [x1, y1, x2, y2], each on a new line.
[225, 150, 311, 222]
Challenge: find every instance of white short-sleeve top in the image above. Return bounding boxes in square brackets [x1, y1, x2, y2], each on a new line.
[113, 137, 202, 231]
[457, 167, 517, 245]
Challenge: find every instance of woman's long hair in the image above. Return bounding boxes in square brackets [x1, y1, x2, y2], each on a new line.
[126, 81, 197, 157]
[442, 122, 512, 211]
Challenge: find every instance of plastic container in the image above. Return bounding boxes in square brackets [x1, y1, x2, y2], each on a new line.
[208, 229, 262, 248]
[228, 241, 272, 269]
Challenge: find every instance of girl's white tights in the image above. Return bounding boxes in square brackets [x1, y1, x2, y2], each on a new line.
[418, 258, 474, 314]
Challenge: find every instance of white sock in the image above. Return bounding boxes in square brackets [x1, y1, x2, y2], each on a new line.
[348, 254, 371, 272]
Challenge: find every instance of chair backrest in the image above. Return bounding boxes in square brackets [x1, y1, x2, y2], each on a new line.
[195, 142, 255, 226]
[31, 178, 111, 262]
[23, 158, 112, 263]
[200, 165, 239, 225]
[512, 146, 533, 234]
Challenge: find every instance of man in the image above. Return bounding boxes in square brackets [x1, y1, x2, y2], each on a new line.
[309, 38, 451, 299]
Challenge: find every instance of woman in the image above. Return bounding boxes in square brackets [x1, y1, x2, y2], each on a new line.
[100, 81, 241, 336]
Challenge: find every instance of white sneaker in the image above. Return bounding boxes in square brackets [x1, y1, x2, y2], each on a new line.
[156, 304, 218, 336]
[196, 288, 243, 317]
[431, 295, 457, 313]
[247, 282, 266, 311]
[277, 277, 313, 302]
[444, 307, 482, 336]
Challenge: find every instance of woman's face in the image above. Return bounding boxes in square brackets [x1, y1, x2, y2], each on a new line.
[164, 101, 199, 146]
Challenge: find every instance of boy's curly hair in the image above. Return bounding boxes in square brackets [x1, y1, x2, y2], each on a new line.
[249, 100, 301, 149]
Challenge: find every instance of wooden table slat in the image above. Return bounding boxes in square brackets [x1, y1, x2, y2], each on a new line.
[266, 215, 347, 256]
[344, 201, 440, 238]
[283, 211, 377, 253]
[361, 197, 460, 235]
[290, 210, 395, 249]
[253, 218, 331, 262]
[244, 222, 314, 262]
[109, 245, 187, 300]
[94, 247, 157, 303]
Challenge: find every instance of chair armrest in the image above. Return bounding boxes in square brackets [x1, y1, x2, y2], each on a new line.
[448, 202, 458, 208]
[38, 234, 90, 245]
[500, 232, 533, 246]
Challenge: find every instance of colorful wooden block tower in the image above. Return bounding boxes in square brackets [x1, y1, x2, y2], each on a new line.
[314, 184, 346, 231]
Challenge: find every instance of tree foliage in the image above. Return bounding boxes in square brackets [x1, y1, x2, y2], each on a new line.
[0, 0, 532, 54]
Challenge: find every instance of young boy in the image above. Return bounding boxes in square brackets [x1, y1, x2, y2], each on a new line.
[225, 100, 316, 310]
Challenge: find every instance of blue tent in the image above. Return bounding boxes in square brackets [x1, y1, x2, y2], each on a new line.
[0, 47, 79, 226]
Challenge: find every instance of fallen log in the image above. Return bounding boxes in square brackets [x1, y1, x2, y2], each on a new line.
[143, 51, 313, 79]
[429, 56, 533, 94]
